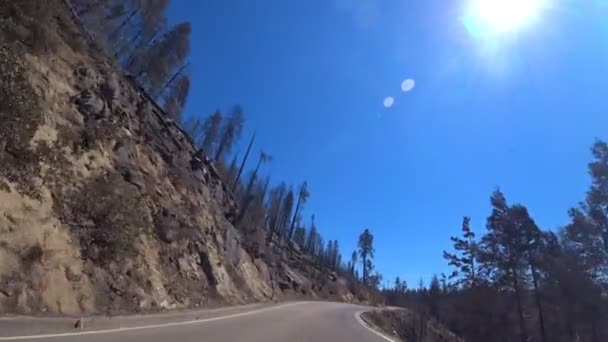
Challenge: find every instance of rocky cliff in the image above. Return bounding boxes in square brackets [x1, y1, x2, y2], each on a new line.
[0, 0, 371, 315]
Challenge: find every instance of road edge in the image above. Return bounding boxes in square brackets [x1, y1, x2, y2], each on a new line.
[0, 302, 304, 341]
[354, 310, 400, 342]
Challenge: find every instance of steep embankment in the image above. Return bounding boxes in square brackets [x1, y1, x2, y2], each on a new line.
[0, 0, 369, 315]
[362, 309, 464, 342]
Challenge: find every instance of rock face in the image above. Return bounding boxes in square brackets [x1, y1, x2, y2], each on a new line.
[0, 0, 369, 315]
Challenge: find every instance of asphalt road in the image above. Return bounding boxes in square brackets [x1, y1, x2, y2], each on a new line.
[0, 302, 395, 342]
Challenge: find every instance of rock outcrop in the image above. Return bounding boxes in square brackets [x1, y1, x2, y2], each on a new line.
[0, 0, 371, 315]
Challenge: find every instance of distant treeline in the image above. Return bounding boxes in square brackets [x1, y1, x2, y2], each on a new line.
[385, 140, 608, 342]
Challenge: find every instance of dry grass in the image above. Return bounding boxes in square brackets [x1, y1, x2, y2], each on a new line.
[60, 173, 152, 265]
[363, 309, 464, 342]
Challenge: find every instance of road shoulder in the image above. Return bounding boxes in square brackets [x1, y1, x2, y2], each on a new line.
[0, 302, 303, 339]
[356, 310, 400, 342]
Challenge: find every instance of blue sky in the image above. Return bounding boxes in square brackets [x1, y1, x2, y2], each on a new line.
[169, 0, 608, 287]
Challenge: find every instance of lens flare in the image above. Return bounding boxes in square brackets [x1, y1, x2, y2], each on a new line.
[464, 0, 545, 36]
[383, 97, 395, 108]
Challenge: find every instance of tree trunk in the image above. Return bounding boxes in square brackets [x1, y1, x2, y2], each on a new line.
[512, 271, 528, 342]
[232, 133, 255, 192]
[129, 29, 143, 46]
[235, 195, 252, 226]
[214, 138, 227, 162]
[288, 195, 302, 239]
[76, 0, 105, 17]
[125, 30, 163, 71]
[271, 192, 284, 234]
[565, 307, 576, 342]
[184, 118, 203, 144]
[265, 189, 285, 246]
[470, 239, 477, 287]
[362, 253, 367, 284]
[591, 319, 599, 342]
[246, 158, 262, 201]
[260, 177, 271, 203]
[530, 263, 548, 342]
[236, 157, 262, 225]
[157, 63, 189, 99]
[602, 229, 608, 255]
[108, 9, 138, 41]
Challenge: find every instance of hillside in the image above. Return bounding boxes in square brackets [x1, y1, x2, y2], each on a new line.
[362, 309, 463, 342]
[0, 0, 373, 315]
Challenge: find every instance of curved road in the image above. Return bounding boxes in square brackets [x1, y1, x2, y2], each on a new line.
[0, 302, 395, 342]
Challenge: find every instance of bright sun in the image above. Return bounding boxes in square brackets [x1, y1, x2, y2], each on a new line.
[464, 0, 544, 35]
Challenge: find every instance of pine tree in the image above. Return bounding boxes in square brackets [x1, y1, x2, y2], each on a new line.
[200, 111, 223, 155]
[479, 190, 529, 342]
[226, 153, 239, 191]
[305, 215, 318, 253]
[510, 205, 548, 342]
[293, 224, 306, 247]
[336, 251, 342, 271]
[545, 230, 605, 341]
[331, 240, 340, 270]
[358, 228, 374, 284]
[278, 190, 294, 238]
[73, 0, 193, 115]
[587, 140, 608, 254]
[265, 183, 286, 242]
[325, 240, 333, 267]
[289, 182, 309, 238]
[260, 176, 271, 204]
[349, 251, 358, 276]
[563, 140, 608, 282]
[365, 261, 382, 288]
[121, 1, 170, 70]
[428, 274, 442, 318]
[394, 276, 407, 293]
[215, 106, 244, 162]
[236, 152, 270, 225]
[232, 133, 255, 192]
[315, 234, 324, 261]
[443, 216, 480, 288]
[421, 140, 608, 342]
[134, 22, 191, 97]
[242, 152, 271, 203]
[163, 73, 189, 121]
[183, 115, 204, 146]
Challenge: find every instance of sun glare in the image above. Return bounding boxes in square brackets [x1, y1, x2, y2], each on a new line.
[464, 0, 545, 36]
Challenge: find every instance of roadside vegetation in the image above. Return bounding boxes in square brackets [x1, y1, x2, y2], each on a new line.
[362, 309, 462, 342]
[384, 140, 608, 342]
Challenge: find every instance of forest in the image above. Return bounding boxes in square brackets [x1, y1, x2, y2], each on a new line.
[385, 141, 608, 342]
[69, 0, 384, 288]
[70, 1, 608, 341]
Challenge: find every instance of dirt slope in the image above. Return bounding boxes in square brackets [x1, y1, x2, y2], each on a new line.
[0, 0, 371, 315]
[362, 309, 464, 342]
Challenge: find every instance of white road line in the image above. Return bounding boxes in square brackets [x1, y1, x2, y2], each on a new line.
[0, 302, 304, 341]
[354, 311, 399, 342]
